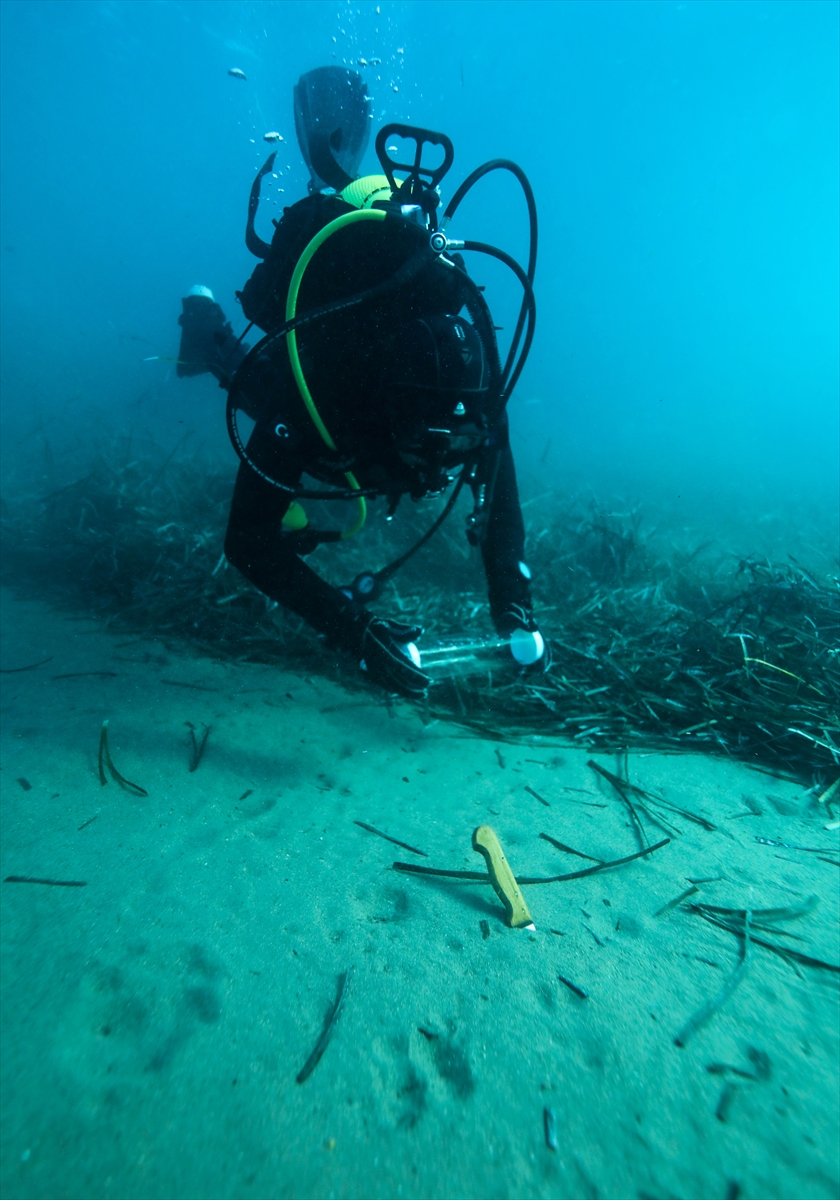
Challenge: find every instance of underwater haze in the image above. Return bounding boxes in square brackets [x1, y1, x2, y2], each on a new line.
[1, 4, 839, 1200]
[1, 0, 838, 526]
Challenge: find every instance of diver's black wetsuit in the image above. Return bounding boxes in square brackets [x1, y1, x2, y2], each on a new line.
[179, 190, 533, 688]
[223, 410, 529, 645]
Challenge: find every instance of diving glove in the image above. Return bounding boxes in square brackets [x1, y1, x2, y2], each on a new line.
[359, 618, 429, 698]
[321, 591, 428, 697]
[177, 289, 248, 380]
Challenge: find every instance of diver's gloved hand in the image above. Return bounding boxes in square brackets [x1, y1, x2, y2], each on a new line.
[177, 286, 247, 380]
[493, 604, 551, 672]
[326, 593, 428, 696]
[359, 618, 429, 697]
[177, 287, 223, 377]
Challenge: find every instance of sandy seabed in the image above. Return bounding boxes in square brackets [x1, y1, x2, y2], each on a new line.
[1, 586, 838, 1200]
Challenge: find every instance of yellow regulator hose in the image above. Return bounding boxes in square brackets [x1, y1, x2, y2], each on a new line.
[285, 208, 387, 538]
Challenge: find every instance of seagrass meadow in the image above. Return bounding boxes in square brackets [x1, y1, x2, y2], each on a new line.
[1, 442, 837, 784]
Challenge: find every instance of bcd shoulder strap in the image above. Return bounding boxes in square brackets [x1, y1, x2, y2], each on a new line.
[237, 193, 353, 333]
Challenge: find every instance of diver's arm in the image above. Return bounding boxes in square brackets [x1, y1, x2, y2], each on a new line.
[177, 291, 249, 383]
[224, 423, 428, 695]
[223, 422, 353, 629]
[225, 485, 365, 643]
[479, 437, 537, 634]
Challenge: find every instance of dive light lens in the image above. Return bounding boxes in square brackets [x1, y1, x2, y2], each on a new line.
[509, 627, 544, 666]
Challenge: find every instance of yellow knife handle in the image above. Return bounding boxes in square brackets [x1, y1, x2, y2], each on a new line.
[472, 824, 534, 928]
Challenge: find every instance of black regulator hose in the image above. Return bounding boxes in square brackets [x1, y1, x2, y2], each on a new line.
[352, 470, 469, 603]
[443, 159, 537, 411]
[443, 159, 537, 281]
[461, 240, 536, 403]
[455, 268, 504, 414]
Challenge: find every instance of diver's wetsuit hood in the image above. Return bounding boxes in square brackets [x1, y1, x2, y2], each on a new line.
[294, 66, 372, 192]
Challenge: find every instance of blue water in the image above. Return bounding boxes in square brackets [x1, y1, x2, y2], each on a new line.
[1, 0, 837, 515]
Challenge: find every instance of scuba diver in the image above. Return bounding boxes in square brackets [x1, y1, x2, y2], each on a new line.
[176, 65, 545, 697]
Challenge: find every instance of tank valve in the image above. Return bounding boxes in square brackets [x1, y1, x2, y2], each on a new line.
[429, 231, 465, 254]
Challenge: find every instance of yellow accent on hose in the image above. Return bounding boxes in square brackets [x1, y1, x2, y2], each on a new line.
[281, 500, 308, 531]
[285, 207, 388, 538]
